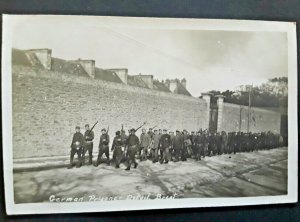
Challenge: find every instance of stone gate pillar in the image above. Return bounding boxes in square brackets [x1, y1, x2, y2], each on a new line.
[216, 95, 225, 132]
[201, 93, 212, 130]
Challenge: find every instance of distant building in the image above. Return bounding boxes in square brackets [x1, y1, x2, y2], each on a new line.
[12, 48, 193, 96]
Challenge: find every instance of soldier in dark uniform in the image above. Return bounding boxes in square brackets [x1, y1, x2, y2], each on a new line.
[216, 132, 222, 155]
[221, 131, 228, 154]
[94, 128, 110, 167]
[236, 132, 242, 153]
[190, 131, 197, 158]
[82, 124, 94, 165]
[194, 131, 201, 160]
[169, 131, 175, 160]
[125, 128, 139, 170]
[111, 131, 123, 168]
[173, 130, 183, 162]
[68, 126, 84, 169]
[202, 131, 210, 158]
[209, 132, 217, 156]
[159, 129, 171, 164]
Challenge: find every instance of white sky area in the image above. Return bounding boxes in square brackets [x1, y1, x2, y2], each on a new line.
[10, 16, 288, 96]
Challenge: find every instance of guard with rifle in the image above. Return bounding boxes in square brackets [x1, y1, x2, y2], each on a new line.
[82, 123, 96, 165]
[68, 126, 84, 169]
[111, 131, 123, 168]
[94, 127, 110, 167]
[125, 128, 140, 171]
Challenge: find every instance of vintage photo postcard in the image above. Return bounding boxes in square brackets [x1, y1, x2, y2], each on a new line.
[2, 15, 298, 215]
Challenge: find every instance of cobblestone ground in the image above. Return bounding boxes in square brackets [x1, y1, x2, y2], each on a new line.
[13, 147, 287, 203]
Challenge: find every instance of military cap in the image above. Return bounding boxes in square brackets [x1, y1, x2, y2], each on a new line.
[163, 129, 167, 132]
[130, 128, 135, 132]
[176, 130, 180, 133]
[116, 131, 120, 135]
[101, 128, 106, 132]
[85, 124, 89, 127]
[75, 126, 80, 130]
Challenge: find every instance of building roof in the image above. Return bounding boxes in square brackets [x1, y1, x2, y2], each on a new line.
[176, 81, 192, 96]
[95, 68, 123, 83]
[127, 75, 150, 88]
[12, 48, 44, 68]
[12, 48, 193, 96]
[51, 58, 88, 77]
[153, 80, 171, 92]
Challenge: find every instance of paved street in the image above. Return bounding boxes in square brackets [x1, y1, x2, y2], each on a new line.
[13, 147, 287, 203]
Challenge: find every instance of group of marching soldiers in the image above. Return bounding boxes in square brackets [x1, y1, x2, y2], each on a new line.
[68, 123, 284, 170]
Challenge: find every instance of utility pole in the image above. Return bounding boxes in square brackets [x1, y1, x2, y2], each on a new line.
[247, 84, 252, 133]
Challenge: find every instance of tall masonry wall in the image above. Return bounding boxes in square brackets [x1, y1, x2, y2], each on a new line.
[220, 103, 281, 133]
[12, 66, 209, 158]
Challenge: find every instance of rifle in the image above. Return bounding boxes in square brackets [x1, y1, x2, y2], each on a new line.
[87, 121, 98, 137]
[151, 125, 157, 130]
[135, 122, 147, 132]
[106, 125, 109, 134]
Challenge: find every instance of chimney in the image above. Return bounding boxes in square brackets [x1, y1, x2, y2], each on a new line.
[77, 59, 95, 78]
[181, 78, 186, 88]
[108, 68, 128, 84]
[169, 79, 178, 93]
[25, 48, 52, 70]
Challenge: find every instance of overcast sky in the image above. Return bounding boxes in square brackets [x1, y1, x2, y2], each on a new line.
[10, 16, 288, 96]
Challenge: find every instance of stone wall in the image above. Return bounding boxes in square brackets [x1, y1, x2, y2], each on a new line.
[12, 66, 209, 158]
[220, 103, 281, 133]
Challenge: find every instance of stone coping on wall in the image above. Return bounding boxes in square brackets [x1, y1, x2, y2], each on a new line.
[223, 102, 283, 114]
[12, 65, 206, 104]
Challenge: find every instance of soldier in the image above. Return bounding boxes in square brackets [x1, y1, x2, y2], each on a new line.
[194, 131, 201, 160]
[190, 131, 197, 158]
[173, 130, 183, 162]
[216, 132, 222, 155]
[147, 128, 155, 158]
[209, 132, 217, 156]
[68, 126, 84, 169]
[82, 124, 94, 165]
[169, 131, 175, 160]
[202, 131, 210, 158]
[111, 131, 123, 168]
[159, 129, 172, 164]
[94, 128, 110, 167]
[139, 128, 150, 161]
[152, 129, 161, 163]
[148, 128, 154, 139]
[125, 128, 139, 171]
[158, 129, 162, 136]
[120, 129, 128, 162]
[221, 131, 228, 154]
[182, 130, 190, 160]
[236, 132, 242, 153]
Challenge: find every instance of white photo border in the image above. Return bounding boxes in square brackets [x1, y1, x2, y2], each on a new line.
[2, 15, 298, 215]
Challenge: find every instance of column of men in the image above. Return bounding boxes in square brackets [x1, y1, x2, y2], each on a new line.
[69, 124, 284, 170]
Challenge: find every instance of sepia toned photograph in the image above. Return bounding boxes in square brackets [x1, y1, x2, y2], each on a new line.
[2, 15, 298, 214]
